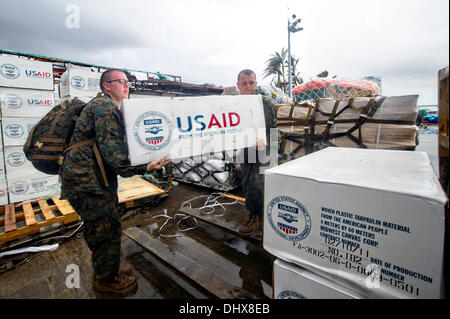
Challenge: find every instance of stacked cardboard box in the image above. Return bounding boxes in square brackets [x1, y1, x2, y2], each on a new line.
[265, 147, 448, 299]
[0, 54, 59, 204]
[59, 68, 101, 103]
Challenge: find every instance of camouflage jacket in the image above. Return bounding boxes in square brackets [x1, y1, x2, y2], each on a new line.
[60, 95, 147, 199]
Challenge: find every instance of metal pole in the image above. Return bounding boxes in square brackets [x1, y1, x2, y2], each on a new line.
[288, 19, 292, 98]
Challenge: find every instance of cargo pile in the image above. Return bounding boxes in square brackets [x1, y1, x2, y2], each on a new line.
[172, 152, 240, 191]
[0, 54, 102, 205]
[277, 95, 419, 159]
[0, 55, 58, 204]
[293, 77, 381, 103]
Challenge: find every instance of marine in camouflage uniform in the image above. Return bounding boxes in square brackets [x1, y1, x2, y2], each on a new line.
[236, 69, 278, 237]
[240, 96, 277, 214]
[60, 94, 147, 283]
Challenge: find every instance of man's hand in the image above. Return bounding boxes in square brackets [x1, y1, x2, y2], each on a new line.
[256, 138, 268, 151]
[146, 155, 171, 172]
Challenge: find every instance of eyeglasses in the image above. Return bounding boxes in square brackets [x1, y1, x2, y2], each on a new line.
[107, 79, 131, 86]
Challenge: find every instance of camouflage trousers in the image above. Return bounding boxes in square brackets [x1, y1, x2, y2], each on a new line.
[240, 163, 265, 217]
[68, 191, 121, 282]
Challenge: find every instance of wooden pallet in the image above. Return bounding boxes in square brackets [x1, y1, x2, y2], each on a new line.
[118, 177, 166, 209]
[0, 197, 80, 245]
[0, 177, 165, 245]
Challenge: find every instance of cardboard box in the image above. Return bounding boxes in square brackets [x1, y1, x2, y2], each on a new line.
[2, 117, 40, 147]
[263, 147, 448, 299]
[0, 55, 53, 90]
[273, 259, 366, 299]
[7, 172, 60, 204]
[4, 146, 36, 178]
[0, 87, 54, 118]
[59, 68, 101, 98]
[121, 95, 267, 165]
[0, 179, 8, 206]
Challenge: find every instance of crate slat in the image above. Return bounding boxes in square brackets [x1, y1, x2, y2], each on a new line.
[22, 202, 37, 226]
[4, 204, 17, 232]
[38, 199, 55, 220]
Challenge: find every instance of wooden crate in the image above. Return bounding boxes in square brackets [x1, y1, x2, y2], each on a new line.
[0, 197, 79, 245]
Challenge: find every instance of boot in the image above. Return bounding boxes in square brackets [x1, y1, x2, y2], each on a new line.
[93, 265, 133, 281]
[238, 213, 260, 237]
[94, 273, 137, 293]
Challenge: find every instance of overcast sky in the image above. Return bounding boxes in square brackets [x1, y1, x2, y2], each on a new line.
[0, 0, 448, 105]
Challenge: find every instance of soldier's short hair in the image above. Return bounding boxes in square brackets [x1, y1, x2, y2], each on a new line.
[237, 69, 256, 81]
[100, 69, 126, 93]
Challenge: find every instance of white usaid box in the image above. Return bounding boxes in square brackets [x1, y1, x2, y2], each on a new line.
[7, 172, 60, 204]
[59, 68, 101, 98]
[273, 259, 366, 299]
[4, 146, 35, 178]
[122, 95, 267, 165]
[0, 55, 53, 90]
[0, 87, 54, 118]
[0, 180, 8, 205]
[263, 147, 448, 299]
[2, 117, 40, 146]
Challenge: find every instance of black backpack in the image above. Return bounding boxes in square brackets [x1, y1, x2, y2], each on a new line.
[23, 96, 109, 186]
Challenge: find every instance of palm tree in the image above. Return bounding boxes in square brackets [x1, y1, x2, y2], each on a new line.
[263, 48, 303, 93]
[263, 48, 288, 92]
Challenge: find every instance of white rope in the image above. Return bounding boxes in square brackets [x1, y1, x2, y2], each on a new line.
[148, 193, 242, 237]
[149, 209, 198, 238]
[180, 192, 244, 218]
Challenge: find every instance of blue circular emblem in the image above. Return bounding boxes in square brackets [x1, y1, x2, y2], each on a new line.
[70, 76, 85, 89]
[11, 181, 29, 195]
[5, 124, 24, 138]
[1, 63, 20, 79]
[267, 196, 311, 241]
[133, 111, 173, 151]
[277, 290, 306, 299]
[5, 94, 23, 109]
[7, 152, 26, 167]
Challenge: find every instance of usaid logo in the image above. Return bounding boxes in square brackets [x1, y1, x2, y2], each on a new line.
[7, 152, 27, 167]
[25, 70, 52, 79]
[1, 63, 20, 79]
[5, 94, 23, 109]
[70, 76, 85, 89]
[134, 111, 173, 151]
[5, 124, 25, 138]
[277, 290, 306, 299]
[267, 196, 311, 241]
[11, 181, 29, 195]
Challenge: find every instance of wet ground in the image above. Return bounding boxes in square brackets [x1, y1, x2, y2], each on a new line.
[0, 183, 274, 299]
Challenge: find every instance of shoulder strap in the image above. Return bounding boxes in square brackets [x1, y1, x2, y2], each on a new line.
[63, 139, 110, 187]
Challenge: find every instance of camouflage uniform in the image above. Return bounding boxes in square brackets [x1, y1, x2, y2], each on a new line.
[240, 96, 277, 216]
[60, 95, 146, 282]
